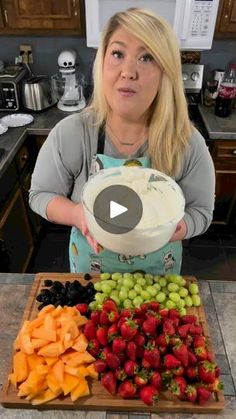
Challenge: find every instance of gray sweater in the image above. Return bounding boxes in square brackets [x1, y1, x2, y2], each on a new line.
[29, 110, 215, 239]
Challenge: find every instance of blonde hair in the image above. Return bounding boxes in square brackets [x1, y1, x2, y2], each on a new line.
[87, 8, 192, 176]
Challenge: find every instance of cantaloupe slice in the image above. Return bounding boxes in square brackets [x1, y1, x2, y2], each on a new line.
[86, 363, 98, 380]
[13, 351, 28, 382]
[61, 373, 81, 395]
[70, 377, 90, 402]
[31, 325, 57, 343]
[72, 333, 88, 352]
[52, 359, 64, 383]
[38, 341, 64, 357]
[31, 388, 60, 405]
[31, 338, 51, 350]
[20, 332, 34, 355]
[37, 304, 55, 317]
[27, 353, 45, 371]
[46, 373, 62, 395]
[44, 356, 58, 367]
[63, 351, 95, 367]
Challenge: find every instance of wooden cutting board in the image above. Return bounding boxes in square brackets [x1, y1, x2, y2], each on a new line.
[0, 272, 225, 412]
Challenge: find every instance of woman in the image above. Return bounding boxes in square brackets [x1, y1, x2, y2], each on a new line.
[29, 8, 215, 275]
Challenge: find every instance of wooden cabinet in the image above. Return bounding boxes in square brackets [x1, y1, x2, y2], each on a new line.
[210, 140, 236, 226]
[215, 0, 236, 37]
[0, 0, 85, 35]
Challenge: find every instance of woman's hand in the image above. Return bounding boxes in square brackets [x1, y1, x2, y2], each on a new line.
[169, 219, 187, 242]
[74, 203, 99, 254]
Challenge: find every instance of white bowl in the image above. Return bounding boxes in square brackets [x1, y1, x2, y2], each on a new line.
[82, 167, 185, 256]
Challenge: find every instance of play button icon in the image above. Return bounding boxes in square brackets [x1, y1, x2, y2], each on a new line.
[93, 185, 143, 234]
[110, 201, 128, 219]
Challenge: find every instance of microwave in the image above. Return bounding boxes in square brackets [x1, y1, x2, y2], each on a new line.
[85, 0, 220, 50]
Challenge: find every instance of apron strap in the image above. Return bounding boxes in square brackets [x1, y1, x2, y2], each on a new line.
[97, 124, 106, 154]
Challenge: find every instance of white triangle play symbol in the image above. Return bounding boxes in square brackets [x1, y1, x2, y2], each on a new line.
[110, 201, 128, 219]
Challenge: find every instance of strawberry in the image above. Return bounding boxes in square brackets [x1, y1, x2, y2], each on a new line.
[90, 310, 101, 325]
[159, 307, 169, 317]
[206, 351, 214, 362]
[112, 337, 126, 354]
[142, 358, 152, 370]
[134, 333, 146, 347]
[99, 310, 111, 325]
[134, 369, 149, 387]
[88, 338, 100, 357]
[184, 334, 194, 347]
[99, 347, 111, 362]
[124, 360, 139, 376]
[187, 350, 197, 365]
[143, 347, 160, 369]
[198, 361, 216, 383]
[101, 371, 117, 396]
[115, 367, 127, 381]
[172, 342, 189, 367]
[94, 359, 106, 373]
[75, 303, 88, 314]
[186, 366, 198, 381]
[206, 378, 224, 392]
[120, 319, 138, 341]
[169, 335, 181, 346]
[215, 366, 221, 378]
[126, 341, 137, 361]
[107, 323, 119, 341]
[149, 301, 160, 312]
[96, 326, 108, 346]
[197, 386, 212, 405]
[188, 324, 203, 335]
[181, 314, 197, 324]
[168, 308, 180, 319]
[161, 370, 173, 387]
[140, 302, 149, 313]
[83, 320, 97, 340]
[172, 365, 184, 377]
[139, 385, 159, 405]
[118, 380, 136, 398]
[169, 377, 187, 399]
[163, 319, 175, 336]
[185, 384, 197, 403]
[194, 346, 208, 361]
[156, 333, 170, 347]
[149, 371, 162, 390]
[100, 309, 119, 324]
[142, 317, 157, 337]
[117, 352, 126, 364]
[117, 316, 126, 329]
[163, 354, 181, 369]
[136, 346, 144, 358]
[158, 346, 167, 355]
[106, 352, 121, 370]
[102, 298, 118, 313]
[193, 335, 206, 348]
[177, 324, 190, 339]
[120, 308, 133, 318]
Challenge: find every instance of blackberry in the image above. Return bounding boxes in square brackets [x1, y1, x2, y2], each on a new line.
[84, 273, 92, 281]
[44, 279, 53, 287]
[36, 294, 43, 302]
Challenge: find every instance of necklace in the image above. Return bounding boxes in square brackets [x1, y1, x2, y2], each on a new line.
[107, 123, 147, 147]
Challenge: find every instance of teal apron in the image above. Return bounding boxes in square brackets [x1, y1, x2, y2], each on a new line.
[69, 127, 182, 275]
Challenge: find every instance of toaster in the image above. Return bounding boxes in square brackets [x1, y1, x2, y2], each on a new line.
[0, 65, 28, 111]
[22, 75, 57, 112]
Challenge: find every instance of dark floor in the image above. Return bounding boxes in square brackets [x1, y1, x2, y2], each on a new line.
[27, 223, 236, 280]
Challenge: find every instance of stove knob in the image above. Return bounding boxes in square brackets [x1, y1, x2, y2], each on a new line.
[182, 72, 188, 81]
[191, 72, 200, 81]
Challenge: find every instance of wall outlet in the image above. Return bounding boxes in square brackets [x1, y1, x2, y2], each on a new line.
[19, 44, 33, 64]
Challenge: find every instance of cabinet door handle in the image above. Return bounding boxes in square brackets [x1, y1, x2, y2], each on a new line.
[20, 154, 28, 161]
[73, 0, 78, 16]
[232, 150, 236, 155]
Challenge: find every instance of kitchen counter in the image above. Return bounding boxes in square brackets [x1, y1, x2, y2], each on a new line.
[0, 106, 73, 177]
[0, 273, 236, 418]
[198, 105, 236, 140]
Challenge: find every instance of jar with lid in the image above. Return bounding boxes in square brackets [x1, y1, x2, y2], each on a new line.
[215, 66, 236, 117]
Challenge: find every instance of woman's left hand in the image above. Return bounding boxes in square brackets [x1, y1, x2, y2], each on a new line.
[169, 219, 187, 242]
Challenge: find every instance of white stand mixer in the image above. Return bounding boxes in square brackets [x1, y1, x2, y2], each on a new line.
[51, 49, 86, 112]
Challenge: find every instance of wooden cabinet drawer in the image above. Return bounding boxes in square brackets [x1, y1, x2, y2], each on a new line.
[211, 140, 236, 170]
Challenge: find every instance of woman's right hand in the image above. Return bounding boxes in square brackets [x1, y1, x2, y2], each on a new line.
[74, 203, 99, 254]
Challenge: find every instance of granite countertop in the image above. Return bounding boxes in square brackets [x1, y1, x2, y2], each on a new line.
[0, 273, 236, 418]
[198, 105, 236, 140]
[0, 106, 72, 177]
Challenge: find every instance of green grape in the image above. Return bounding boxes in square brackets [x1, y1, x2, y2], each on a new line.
[167, 283, 179, 292]
[179, 277, 186, 287]
[89, 301, 98, 311]
[94, 282, 102, 291]
[176, 298, 185, 308]
[161, 286, 168, 295]
[184, 295, 193, 307]
[95, 293, 106, 303]
[156, 292, 166, 303]
[146, 278, 154, 286]
[110, 295, 120, 306]
[137, 278, 146, 287]
[128, 289, 137, 300]
[116, 284, 122, 291]
[124, 299, 133, 308]
[159, 277, 167, 287]
[179, 307, 187, 316]
[179, 287, 188, 298]
[123, 277, 134, 289]
[101, 283, 112, 294]
[134, 284, 142, 294]
[134, 272, 143, 279]
[189, 283, 199, 295]
[146, 286, 157, 297]
[153, 283, 161, 292]
[165, 300, 176, 309]
[145, 273, 154, 280]
[169, 292, 181, 303]
[117, 278, 124, 285]
[110, 290, 119, 297]
[141, 290, 151, 301]
[153, 275, 161, 282]
[119, 290, 128, 301]
[192, 294, 201, 307]
[123, 272, 133, 279]
[100, 272, 111, 280]
[111, 272, 122, 280]
[133, 296, 144, 307]
[107, 280, 116, 289]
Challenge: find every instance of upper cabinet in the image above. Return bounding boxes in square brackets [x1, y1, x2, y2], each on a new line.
[0, 0, 85, 35]
[215, 0, 236, 37]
